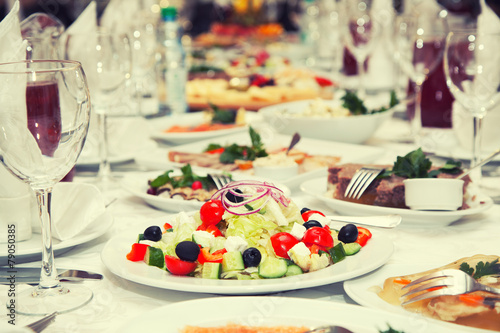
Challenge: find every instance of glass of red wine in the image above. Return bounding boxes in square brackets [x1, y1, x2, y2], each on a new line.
[444, 30, 500, 179]
[0, 60, 92, 315]
[62, 29, 131, 188]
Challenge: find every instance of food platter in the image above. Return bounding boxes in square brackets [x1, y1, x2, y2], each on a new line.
[300, 177, 494, 226]
[101, 218, 393, 295]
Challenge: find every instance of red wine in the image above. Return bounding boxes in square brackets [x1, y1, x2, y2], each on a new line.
[342, 20, 372, 76]
[26, 81, 62, 156]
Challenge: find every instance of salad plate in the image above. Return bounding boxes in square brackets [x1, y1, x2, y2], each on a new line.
[117, 296, 460, 333]
[300, 177, 494, 226]
[0, 212, 112, 264]
[101, 217, 393, 295]
[134, 133, 385, 189]
[120, 170, 291, 212]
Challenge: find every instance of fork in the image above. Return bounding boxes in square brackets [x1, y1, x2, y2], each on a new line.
[25, 311, 57, 332]
[208, 174, 232, 189]
[344, 166, 385, 199]
[401, 268, 500, 305]
[304, 325, 353, 333]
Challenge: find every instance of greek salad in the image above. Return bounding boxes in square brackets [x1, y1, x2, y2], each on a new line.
[126, 181, 372, 279]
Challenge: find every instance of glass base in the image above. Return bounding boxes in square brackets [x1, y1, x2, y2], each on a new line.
[15, 284, 93, 315]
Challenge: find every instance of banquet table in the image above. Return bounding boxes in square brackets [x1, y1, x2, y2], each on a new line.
[1, 116, 499, 332]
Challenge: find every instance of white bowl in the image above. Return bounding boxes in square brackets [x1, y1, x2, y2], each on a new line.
[404, 178, 464, 211]
[258, 97, 395, 144]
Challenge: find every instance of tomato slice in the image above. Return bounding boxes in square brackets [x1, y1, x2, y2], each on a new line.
[164, 255, 198, 275]
[205, 224, 222, 237]
[302, 227, 334, 249]
[197, 248, 227, 264]
[200, 200, 225, 226]
[126, 243, 150, 261]
[301, 210, 325, 222]
[270, 232, 299, 259]
[356, 227, 372, 247]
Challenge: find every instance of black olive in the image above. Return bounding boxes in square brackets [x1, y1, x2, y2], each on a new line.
[303, 220, 322, 229]
[143, 226, 162, 242]
[242, 247, 262, 267]
[226, 188, 244, 203]
[175, 241, 200, 262]
[300, 207, 311, 215]
[338, 224, 358, 243]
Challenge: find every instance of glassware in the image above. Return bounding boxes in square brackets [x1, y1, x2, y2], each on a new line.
[342, 0, 379, 98]
[62, 29, 131, 188]
[444, 30, 500, 178]
[0, 60, 91, 315]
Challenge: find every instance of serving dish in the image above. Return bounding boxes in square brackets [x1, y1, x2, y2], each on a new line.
[300, 177, 494, 226]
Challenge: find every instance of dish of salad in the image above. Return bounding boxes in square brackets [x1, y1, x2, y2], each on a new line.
[102, 181, 394, 294]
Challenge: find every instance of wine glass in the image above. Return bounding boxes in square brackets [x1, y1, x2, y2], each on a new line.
[395, 13, 447, 142]
[342, 0, 379, 98]
[62, 29, 131, 188]
[0, 60, 91, 315]
[444, 30, 500, 179]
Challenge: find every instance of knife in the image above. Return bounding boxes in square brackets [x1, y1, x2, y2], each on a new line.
[0, 267, 103, 284]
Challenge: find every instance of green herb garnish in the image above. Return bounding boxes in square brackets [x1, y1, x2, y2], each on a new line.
[460, 259, 500, 279]
[209, 104, 237, 124]
[341, 90, 399, 115]
[149, 164, 214, 190]
[379, 327, 405, 333]
[207, 127, 268, 164]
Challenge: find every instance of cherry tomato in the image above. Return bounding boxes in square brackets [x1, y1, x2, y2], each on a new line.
[126, 243, 150, 261]
[206, 147, 225, 154]
[301, 210, 325, 222]
[270, 232, 299, 259]
[303, 227, 334, 249]
[164, 255, 198, 275]
[356, 227, 372, 247]
[205, 224, 222, 237]
[191, 180, 203, 190]
[200, 200, 225, 226]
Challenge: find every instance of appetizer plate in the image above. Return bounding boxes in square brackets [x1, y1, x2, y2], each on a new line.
[101, 218, 394, 295]
[148, 112, 263, 145]
[300, 177, 494, 226]
[117, 296, 459, 333]
[120, 170, 291, 212]
[134, 133, 385, 189]
[343, 264, 492, 333]
[0, 212, 113, 264]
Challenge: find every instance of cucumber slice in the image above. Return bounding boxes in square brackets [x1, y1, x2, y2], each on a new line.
[258, 257, 288, 279]
[285, 264, 303, 277]
[329, 243, 346, 263]
[202, 262, 221, 279]
[192, 231, 213, 248]
[222, 251, 245, 272]
[211, 237, 226, 252]
[137, 234, 145, 242]
[343, 242, 362, 256]
[144, 247, 164, 268]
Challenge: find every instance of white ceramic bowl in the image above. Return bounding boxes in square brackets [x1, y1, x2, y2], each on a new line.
[404, 178, 464, 211]
[258, 97, 395, 144]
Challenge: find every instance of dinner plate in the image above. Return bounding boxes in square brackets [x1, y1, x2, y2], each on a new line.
[0, 212, 113, 264]
[117, 296, 460, 333]
[134, 133, 385, 189]
[300, 177, 494, 226]
[120, 170, 291, 212]
[101, 218, 393, 295]
[148, 112, 263, 145]
[343, 264, 493, 333]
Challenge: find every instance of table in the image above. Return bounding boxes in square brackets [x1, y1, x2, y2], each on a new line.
[1, 116, 499, 332]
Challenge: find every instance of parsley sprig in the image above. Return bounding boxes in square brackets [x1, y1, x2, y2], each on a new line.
[341, 90, 399, 115]
[460, 259, 500, 279]
[149, 164, 214, 190]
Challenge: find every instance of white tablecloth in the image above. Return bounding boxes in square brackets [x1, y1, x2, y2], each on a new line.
[1, 117, 499, 332]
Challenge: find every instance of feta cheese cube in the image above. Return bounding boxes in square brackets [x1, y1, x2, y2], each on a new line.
[290, 223, 306, 240]
[288, 242, 312, 272]
[307, 213, 330, 226]
[225, 236, 248, 253]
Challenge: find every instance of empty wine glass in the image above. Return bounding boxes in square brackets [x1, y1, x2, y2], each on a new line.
[342, 0, 379, 98]
[395, 12, 448, 142]
[444, 29, 500, 179]
[62, 29, 131, 188]
[0, 60, 91, 315]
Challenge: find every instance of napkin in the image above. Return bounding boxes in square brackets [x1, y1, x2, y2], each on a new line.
[64, 1, 97, 35]
[31, 182, 106, 241]
[100, 0, 151, 33]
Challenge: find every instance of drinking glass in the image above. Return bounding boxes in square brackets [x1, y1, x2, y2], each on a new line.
[395, 13, 447, 141]
[62, 29, 131, 187]
[342, 0, 379, 98]
[0, 60, 91, 315]
[444, 30, 500, 177]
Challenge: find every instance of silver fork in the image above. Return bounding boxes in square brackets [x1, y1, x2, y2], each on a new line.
[344, 166, 385, 199]
[208, 174, 232, 189]
[25, 312, 57, 332]
[401, 268, 500, 305]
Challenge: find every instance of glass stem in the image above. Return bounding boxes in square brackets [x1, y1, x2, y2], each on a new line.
[35, 188, 60, 289]
[97, 110, 111, 180]
[357, 58, 366, 99]
[411, 81, 423, 141]
[471, 114, 484, 179]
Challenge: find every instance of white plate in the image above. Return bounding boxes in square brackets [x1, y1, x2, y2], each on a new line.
[344, 264, 494, 333]
[77, 140, 158, 167]
[117, 296, 460, 333]
[120, 170, 291, 212]
[101, 218, 393, 295]
[134, 133, 384, 189]
[300, 177, 494, 226]
[148, 112, 262, 145]
[0, 212, 113, 264]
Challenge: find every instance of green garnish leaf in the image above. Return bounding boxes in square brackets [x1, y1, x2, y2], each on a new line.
[379, 327, 405, 333]
[392, 148, 432, 178]
[341, 91, 368, 115]
[149, 170, 175, 188]
[204, 143, 223, 152]
[209, 103, 237, 124]
[149, 164, 215, 190]
[460, 259, 500, 279]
